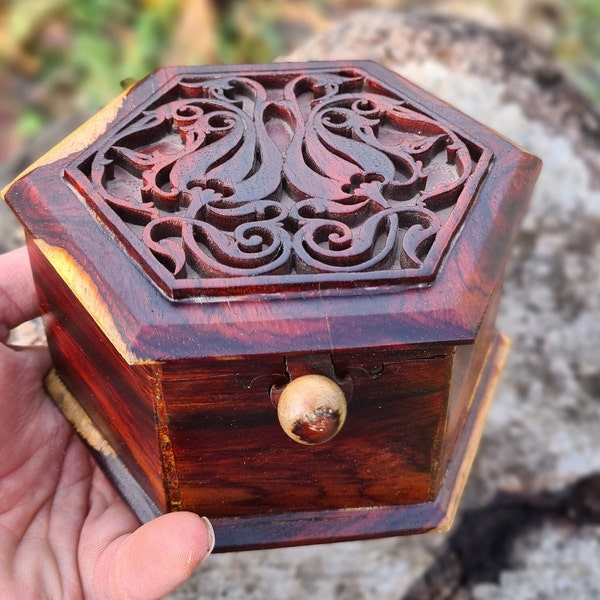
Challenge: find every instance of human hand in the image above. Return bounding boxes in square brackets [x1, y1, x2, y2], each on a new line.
[0, 246, 214, 599]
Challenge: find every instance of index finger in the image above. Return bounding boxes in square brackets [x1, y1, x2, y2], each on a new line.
[0, 246, 40, 342]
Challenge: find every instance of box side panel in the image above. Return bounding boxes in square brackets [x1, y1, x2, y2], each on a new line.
[28, 239, 166, 511]
[438, 284, 503, 488]
[162, 349, 452, 518]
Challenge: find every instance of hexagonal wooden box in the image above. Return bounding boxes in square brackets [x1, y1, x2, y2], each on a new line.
[2, 61, 540, 551]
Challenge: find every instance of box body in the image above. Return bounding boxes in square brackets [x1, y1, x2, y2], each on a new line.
[3, 62, 540, 550]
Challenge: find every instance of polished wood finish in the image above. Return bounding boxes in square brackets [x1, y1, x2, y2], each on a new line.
[2, 61, 541, 550]
[43, 330, 509, 551]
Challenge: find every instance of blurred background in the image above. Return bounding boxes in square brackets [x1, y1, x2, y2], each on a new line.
[1, 0, 599, 161]
[0, 0, 599, 250]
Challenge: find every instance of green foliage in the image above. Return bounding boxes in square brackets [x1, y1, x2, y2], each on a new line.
[554, 0, 600, 105]
[3, 0, 180, 137]
[1, 0, 599, 140]
[3, 0, 290, 138]
[556, 0, 600, 57]
[65, 0, 178, 106]
[216, 0, 285, 65]
[16, 108, 46, 140]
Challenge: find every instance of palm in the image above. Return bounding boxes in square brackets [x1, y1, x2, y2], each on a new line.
[0, 248, 213, 600]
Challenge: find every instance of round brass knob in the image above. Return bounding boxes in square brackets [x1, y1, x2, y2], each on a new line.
[277, 374, 347, 445]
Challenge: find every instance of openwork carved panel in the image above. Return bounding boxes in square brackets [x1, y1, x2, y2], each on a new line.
[65, 64, 492, 298]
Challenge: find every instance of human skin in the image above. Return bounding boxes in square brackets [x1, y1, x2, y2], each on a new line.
[0, 246, 214, 599]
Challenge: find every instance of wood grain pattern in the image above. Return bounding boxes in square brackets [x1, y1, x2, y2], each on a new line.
[209, 331, 510, 551]
[60, 63, 492, 299]
[28, 238, 168, 510]
[42, 332, 509, 551]
[2, 61, 541, 549]
[165, 347, 451, 517]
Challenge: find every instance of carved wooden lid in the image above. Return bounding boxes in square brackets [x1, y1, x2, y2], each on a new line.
[3, 62, 541, 360]
[64, 63, 491, 298]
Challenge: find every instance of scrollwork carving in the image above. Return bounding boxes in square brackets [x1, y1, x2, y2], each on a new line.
[65, 65, 491, 297]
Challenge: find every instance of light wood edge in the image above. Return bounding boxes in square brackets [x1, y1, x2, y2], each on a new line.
[32, 239, 148, 364]
[44, 368, 161, 523]
[432, 330, 510, 532]
[45, 368, 117, 458]
[42, 333, 511, 547]
[3, 89, 147, 363]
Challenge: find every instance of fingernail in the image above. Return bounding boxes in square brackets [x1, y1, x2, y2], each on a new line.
[201, 516, 215, 554]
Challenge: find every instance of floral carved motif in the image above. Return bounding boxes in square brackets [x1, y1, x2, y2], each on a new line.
[65, 65, 492, 298]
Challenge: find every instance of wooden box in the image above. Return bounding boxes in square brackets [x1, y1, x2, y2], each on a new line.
[2, 61, 540, 551]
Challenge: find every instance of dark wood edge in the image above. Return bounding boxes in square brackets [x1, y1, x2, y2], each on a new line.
[43, 332, 508, 551]
[2, 62, 540, 361]
[44, 370, 162, 524]
[211, 331, 508, 551]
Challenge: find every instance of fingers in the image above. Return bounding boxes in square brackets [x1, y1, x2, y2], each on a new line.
[94, 512, 214, 600]
[0, 344, 52, 414]
[0, 246, 39, 342]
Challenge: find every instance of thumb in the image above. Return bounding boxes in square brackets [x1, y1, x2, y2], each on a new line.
[95, 512, 214, 600]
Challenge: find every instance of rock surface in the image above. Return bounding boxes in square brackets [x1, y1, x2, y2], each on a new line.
[4, 10, 600, 599]
[472, 524, 600, 600]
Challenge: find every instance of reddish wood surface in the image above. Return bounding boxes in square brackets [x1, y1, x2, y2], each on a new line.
[28, 239, 168, 510]
[4, 62, 541, 361]
[61, 63, 492, 299]
[166, 347, 451, 517]
[2, 61, 541, 549]
[210, 331, 510, 551]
